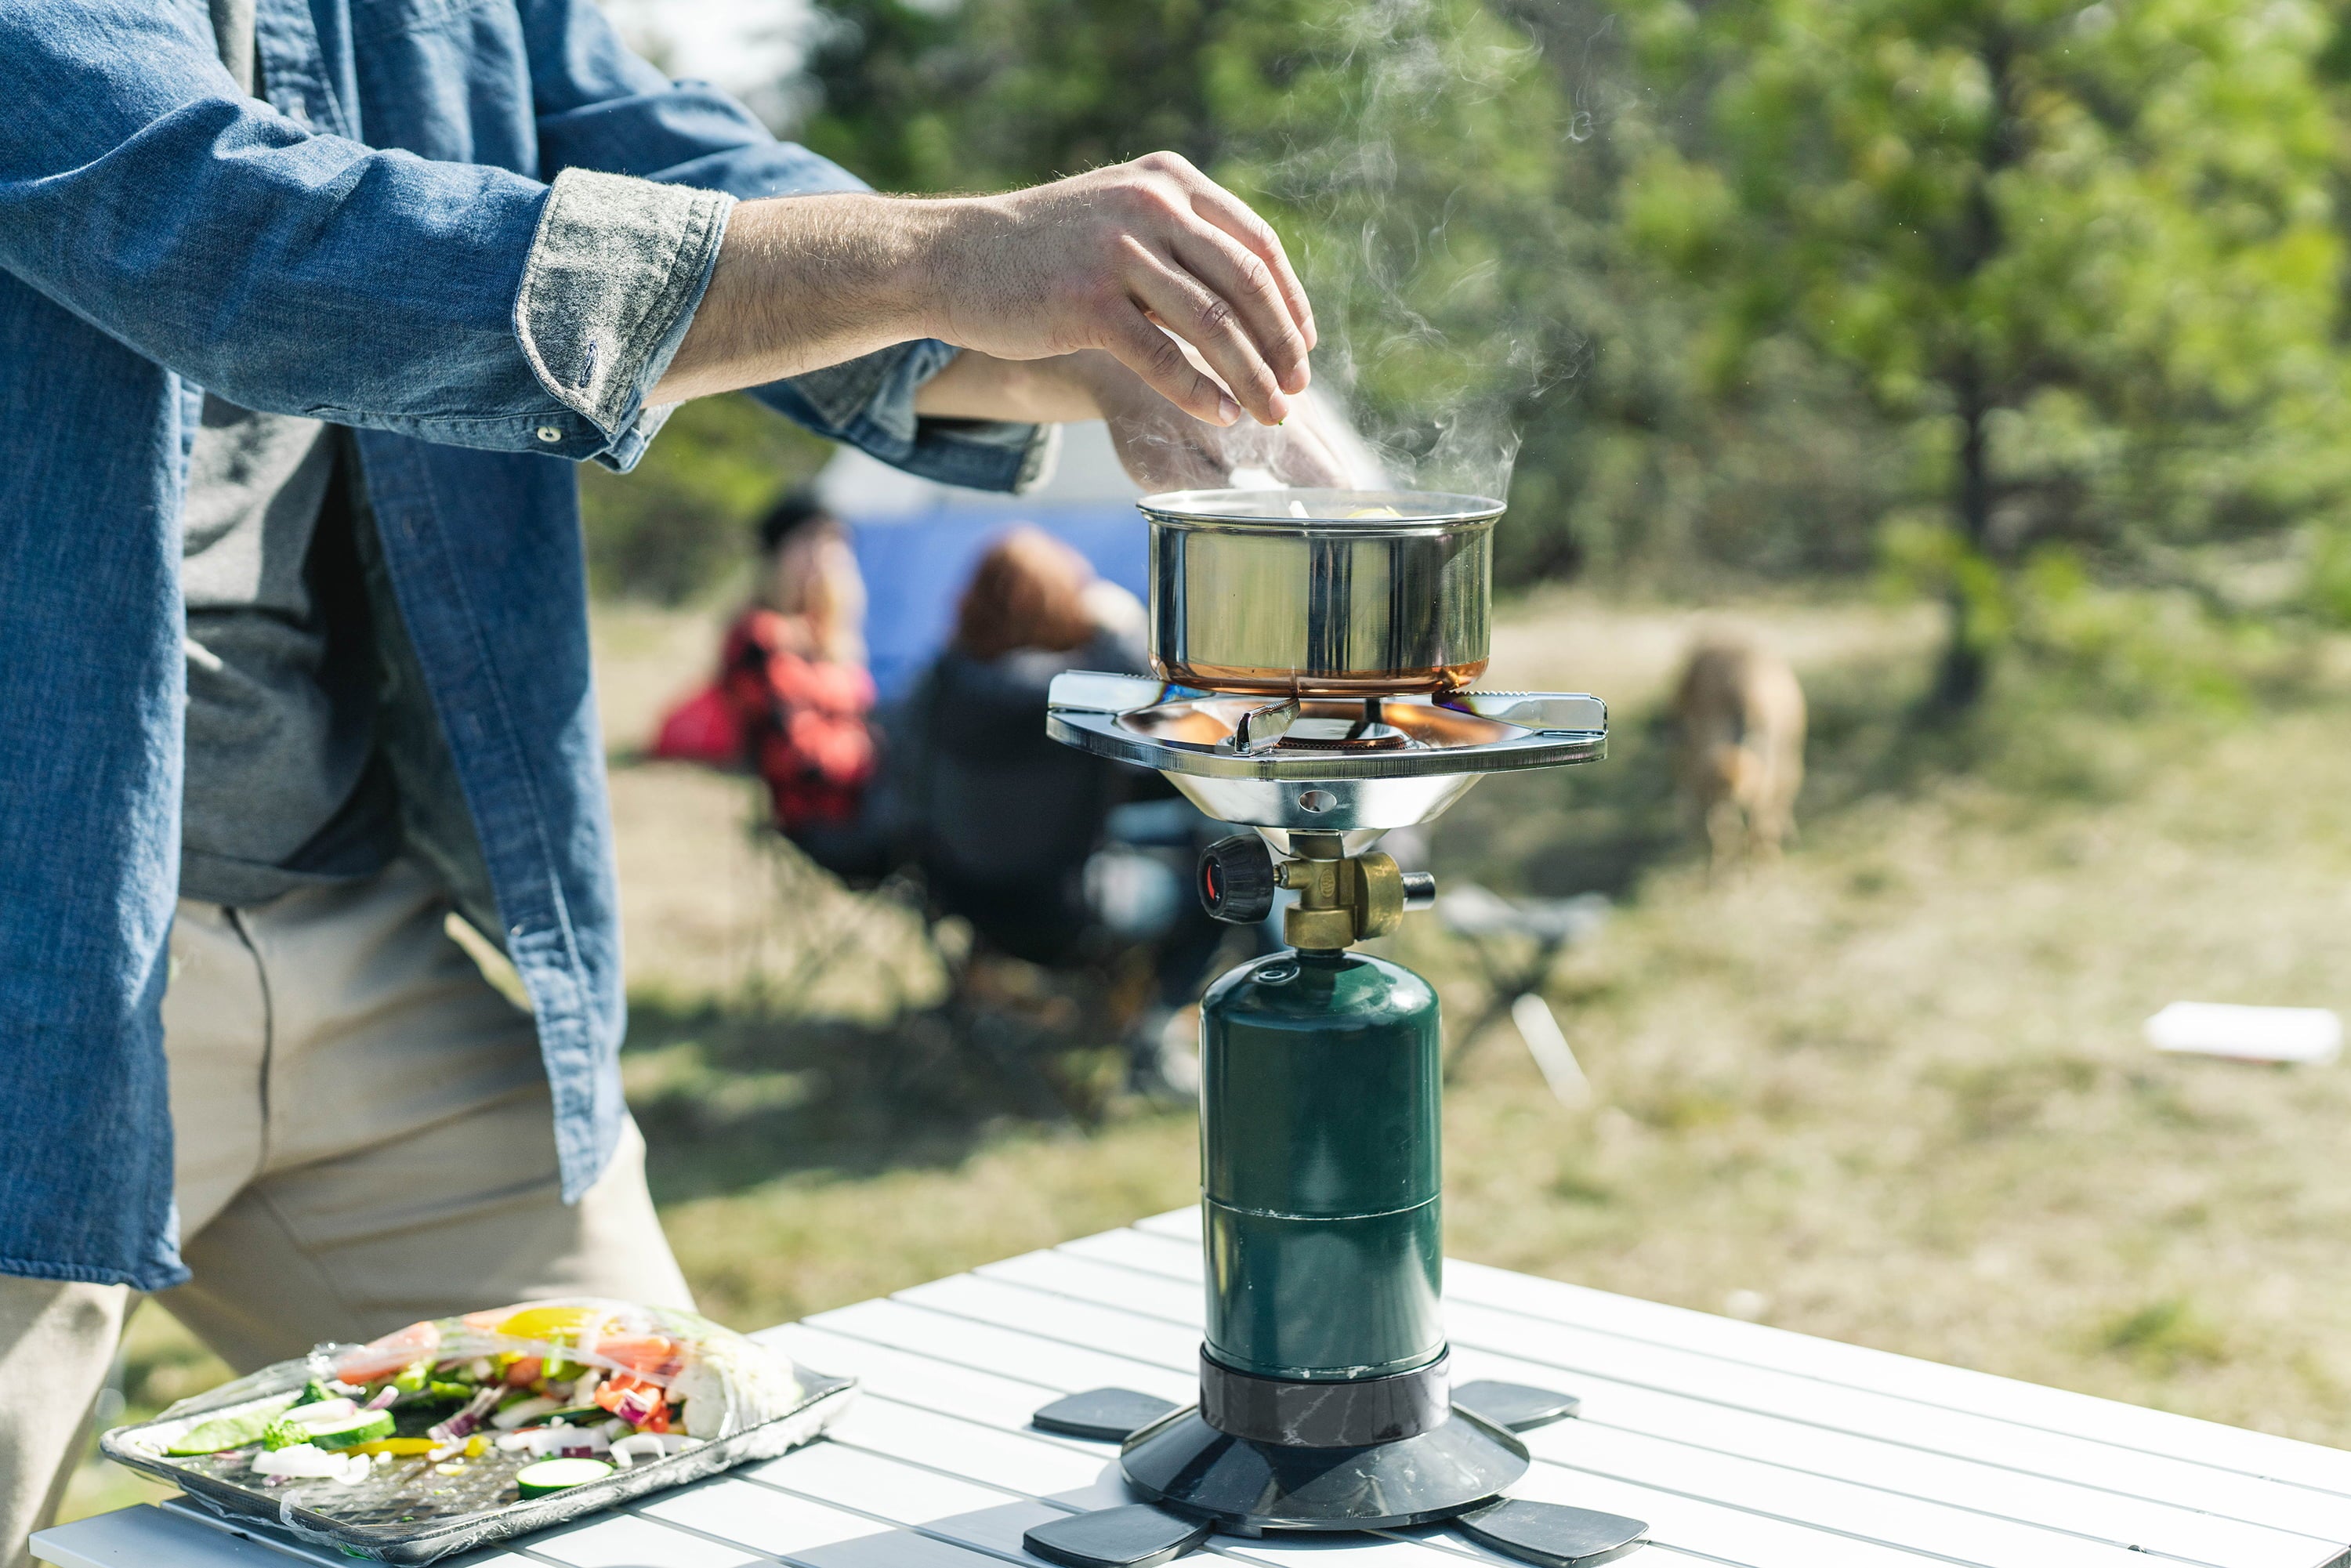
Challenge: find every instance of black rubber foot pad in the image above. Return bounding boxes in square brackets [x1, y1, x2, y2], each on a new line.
[1454, 1500, 1648, 1568]
[1031, 1388, 1183, 1443]
[1453, 1380, 1582, 1433]
[1023, 1505, 1213, 1568]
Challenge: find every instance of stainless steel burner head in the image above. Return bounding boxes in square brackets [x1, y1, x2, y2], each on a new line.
[1046, 672, 1606, 840]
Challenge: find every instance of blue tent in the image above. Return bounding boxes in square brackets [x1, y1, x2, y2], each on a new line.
[817, 422, 1147, 701]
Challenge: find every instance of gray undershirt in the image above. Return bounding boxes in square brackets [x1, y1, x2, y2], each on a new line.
[179, 3, 393, 906]
[179, 400, 394, 905]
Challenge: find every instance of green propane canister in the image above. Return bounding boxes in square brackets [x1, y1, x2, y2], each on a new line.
[1197, 947, 1443, 1382]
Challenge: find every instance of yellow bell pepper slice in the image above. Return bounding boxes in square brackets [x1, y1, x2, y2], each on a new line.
[346, 1438, 437, 1457]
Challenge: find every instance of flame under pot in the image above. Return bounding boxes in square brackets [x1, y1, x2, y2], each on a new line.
[1143, 488, 1499, 695]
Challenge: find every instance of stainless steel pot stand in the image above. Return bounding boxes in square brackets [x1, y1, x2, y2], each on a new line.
[1019, 663, 1650, 1568]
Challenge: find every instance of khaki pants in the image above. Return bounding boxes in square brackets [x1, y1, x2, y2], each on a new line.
[0, 860, 689, 1568]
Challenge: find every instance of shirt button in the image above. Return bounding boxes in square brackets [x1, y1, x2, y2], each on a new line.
[536, 425, 563, 443]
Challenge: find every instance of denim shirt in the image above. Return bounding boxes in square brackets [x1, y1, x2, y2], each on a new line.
[0, 0, 1041, 1289]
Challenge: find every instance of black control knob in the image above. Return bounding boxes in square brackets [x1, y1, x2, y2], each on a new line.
[1198, 835, 1277, 923]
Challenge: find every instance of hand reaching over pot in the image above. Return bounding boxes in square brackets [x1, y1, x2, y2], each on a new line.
[652, 152, 1315, 429]
[913, 345, 1382, 493]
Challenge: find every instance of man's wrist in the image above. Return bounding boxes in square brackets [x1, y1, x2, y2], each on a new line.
[871, 195, 967, 346]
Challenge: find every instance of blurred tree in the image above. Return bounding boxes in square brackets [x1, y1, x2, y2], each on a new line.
[797, 0, 1932, 588]
[1620, 0, 2351, 704]
[578, 393, 831, 603]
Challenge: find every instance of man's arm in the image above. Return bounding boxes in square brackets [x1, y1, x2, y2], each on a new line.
[647, 154, 1316, 431]
[911, 346, 1373, 492]
[516, 0, 1317, 472]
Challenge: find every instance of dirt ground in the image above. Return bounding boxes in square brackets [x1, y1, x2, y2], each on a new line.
[64, 583, 2351, 1524]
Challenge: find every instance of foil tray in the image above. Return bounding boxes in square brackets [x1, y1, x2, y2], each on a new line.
[100, 1367, 858, 1564]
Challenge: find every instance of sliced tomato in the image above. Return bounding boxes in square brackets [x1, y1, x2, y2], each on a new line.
[333, 1320, 442, 1384]
[592, 1373, 641, 1414]
[593, 1335, 682, 1380]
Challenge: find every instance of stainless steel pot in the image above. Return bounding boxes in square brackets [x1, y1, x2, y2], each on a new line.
[1141, 488, 1501, 695]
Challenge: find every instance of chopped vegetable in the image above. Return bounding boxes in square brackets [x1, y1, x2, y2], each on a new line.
[324, 1295, 802, 1448]
[266, 1409, 393, 1451]
[334, 1320, 442, 1385]
[251, 1443, 371, 1484]
[426, 1385, 505, 1445]
[345, 1438, 436, 1457]
[515, 1457, 613, 1498]
[165, 1395, 298, 1457]
[608, 1431, 697, 1468]
[497, 1305, 609, 1345]
[490, 1396, 557, 1431]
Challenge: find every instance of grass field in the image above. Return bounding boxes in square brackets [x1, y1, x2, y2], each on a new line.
[61, 584, 2351, 1523]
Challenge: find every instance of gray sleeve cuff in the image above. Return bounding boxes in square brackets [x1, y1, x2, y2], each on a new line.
[515, 168, 734, 437]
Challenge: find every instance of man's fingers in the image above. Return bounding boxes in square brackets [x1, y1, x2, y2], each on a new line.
[1176, 179, 1317, 353]
[1104, 309, 1240, 427]
[1270, 421, 1350, 488]
[1170, 226, 1312, 397]
[1122, 251, 1291, 425]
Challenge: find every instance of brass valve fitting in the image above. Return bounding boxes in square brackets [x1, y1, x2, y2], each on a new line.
[1196, 831, 1437, 950]
[1274, 835, 1422, 951]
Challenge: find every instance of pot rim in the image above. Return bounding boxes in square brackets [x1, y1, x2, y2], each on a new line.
[1138, 487, 1505, 532]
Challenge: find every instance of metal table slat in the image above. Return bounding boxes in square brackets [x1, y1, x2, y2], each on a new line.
[900, 1263, 2266, 1568]
[1071, 1223, 2351, 1541]
[32, 1220, 2351, 1568]
[763, 1321, 1925, 1568]
[994, 1243, 2351, 1554]
[1132, 1210, 2351, 1501]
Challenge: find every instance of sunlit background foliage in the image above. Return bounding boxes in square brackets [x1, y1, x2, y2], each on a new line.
[588, 0, 2351, 708]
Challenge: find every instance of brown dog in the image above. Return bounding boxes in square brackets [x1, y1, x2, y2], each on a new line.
[1674, 638, 1806, 873]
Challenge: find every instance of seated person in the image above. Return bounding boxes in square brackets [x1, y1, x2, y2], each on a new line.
[897, 527, 1150, 963]
[654, 490, 886, 878]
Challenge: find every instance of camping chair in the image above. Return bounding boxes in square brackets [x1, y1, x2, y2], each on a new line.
[1436, 885, 1610, 1103]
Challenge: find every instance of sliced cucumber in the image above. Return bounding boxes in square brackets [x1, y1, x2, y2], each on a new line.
[515, 1457, 613, 1498]
[266, 1410, 395, 1451]
[165, 1395, 299, 1456]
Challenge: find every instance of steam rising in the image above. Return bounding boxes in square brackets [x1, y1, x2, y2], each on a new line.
[1195, 0, 1576, 503]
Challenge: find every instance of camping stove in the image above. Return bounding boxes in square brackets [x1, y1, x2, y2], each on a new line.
[1017, 494, 1648, 1568]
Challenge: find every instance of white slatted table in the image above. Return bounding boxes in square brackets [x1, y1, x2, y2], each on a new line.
[34, 1210, 2351, 1568]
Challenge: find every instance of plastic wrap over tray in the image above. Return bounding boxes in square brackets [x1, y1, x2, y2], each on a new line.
[100, 1300, 857, 1563]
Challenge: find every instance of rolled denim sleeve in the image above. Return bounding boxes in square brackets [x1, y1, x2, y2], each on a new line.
[0, 2, 622, 461]
[514, 168, 733, 470]
[755, 345, 1060, 494]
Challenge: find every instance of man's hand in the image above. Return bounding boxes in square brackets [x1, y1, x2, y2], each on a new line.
[914, 348, 1382, 492]
[650, 154, 1317, 429]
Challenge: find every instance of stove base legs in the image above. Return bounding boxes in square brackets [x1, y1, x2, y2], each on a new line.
[1454, 1501, 1650, 1568]
[1023, 1505, 1212, 1568]
[1031, 1389, 1183, 1442]
[1451, 1380, 1583, 1433]
[1020, 1385, 1647, 1568]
